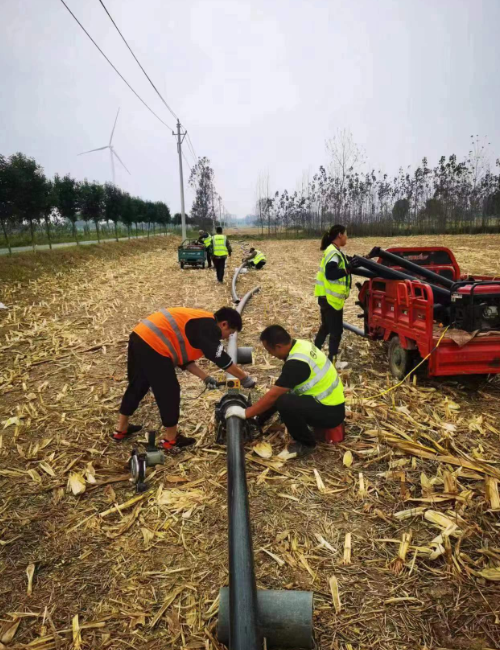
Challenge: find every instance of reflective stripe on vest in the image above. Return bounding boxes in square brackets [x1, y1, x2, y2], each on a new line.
[252, 250, 266, 265]
[286, 339, 344, 406]
[134, 307, 214, 364]
[160, 308, 189, 365]
[212, 235, 228, 256]
[322, 244, 351, 309]
[140, 318, 179, 366]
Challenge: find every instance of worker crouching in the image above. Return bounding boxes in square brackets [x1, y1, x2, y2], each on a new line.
[225, 325, 345, 458]
[243, 247, 266, 270]
[115, 307, 256, 450]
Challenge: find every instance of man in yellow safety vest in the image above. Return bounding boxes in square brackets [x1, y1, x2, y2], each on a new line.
[211, 226, 232, 283]
[225, 325, 345, 459]
[243, 247, 267, 270]
[198, 229, 213, 268]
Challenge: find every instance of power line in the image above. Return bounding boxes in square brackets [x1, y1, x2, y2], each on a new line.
[182, 151, 192, 172]
[59, 0, 173, 131]
[98, 0, 179, 122]
[186, 134, 198, 161]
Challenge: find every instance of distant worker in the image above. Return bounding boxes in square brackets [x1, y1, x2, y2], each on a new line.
[225, 325, 345, 459]
[314, 224, 356, 363]
[243, 247, 267, 270]
[114, 307, 256, 450]
[198, 229, 213, 268]
[211, 226, 232, 283]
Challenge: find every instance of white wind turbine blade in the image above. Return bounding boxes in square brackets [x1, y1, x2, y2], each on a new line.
[112, 148, 131, 175]
[78, 145, 109, 156]
[109, 108, 120, 145]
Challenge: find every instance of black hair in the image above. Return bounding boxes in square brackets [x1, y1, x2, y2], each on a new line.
[260, 325, 292, 347]
[250, 247, 255, 252]
[216, 226, 223, 234]
[320, 224, 346, 251]
[214, 307, 242, 332]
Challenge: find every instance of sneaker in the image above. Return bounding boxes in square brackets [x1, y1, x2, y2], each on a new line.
[111, 424, 143, 442]
[158, 434, 196, 451]
[287, 441, 316, 459]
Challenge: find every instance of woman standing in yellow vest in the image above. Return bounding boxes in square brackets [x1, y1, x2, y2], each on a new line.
[224, 325, 345, 458]
[313, 224, 352, 362]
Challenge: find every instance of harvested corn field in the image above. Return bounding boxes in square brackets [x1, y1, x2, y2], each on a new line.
[1, 234, 500, 650]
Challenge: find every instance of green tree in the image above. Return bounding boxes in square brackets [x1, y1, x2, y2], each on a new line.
[0, 154, 16, 255]
[104, 183, 123, 242]
[392, 198, 410, 225]
[155, 201, 171, 234]
[121, 192, 134, 239]
[80, 180, 104, 242]
[189, 157, 216, 228]
[41, 178, 57, 249]
[9, 153, 46, 251]
[54, 174, 80, 244]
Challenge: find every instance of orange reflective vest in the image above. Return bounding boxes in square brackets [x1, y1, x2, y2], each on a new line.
[133, 307, 214, 366]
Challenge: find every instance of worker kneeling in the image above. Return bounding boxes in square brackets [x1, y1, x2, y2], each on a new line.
[243, 247, 266, 270]
[115, 307, 256, 450]
[226, 325, 345, 458]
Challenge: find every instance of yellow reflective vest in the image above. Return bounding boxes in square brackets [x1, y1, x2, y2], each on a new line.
[212, 234, 228, 257]
[202, 235, 212, 249]
[287, 339, 344, 406]
[314, 244, 351, 310]
[250, 250, 266, 265]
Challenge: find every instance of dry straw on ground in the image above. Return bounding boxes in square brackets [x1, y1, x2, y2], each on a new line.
[1, 234, 500, 649]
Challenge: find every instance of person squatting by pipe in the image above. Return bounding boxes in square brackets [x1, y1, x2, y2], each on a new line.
[242, 247, 267, 270]
[225, 325, 345, 459]
[114, 307, 257, 450]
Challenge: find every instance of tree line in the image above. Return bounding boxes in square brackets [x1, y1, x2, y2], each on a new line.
[0, 152, 174, 254]
[255, 134, 500, 237]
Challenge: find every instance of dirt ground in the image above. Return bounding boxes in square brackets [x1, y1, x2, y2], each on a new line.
[1, 234, 499, 650]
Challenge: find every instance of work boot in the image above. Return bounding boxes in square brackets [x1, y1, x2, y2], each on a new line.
[287, 441, 316, 459]
[111, 424, 143, 442]
[158, 434, 196, 451]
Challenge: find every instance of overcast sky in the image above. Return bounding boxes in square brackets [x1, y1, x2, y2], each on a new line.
[1, 0, 499, 218]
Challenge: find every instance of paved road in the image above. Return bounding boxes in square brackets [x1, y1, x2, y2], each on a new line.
[0, 233, 170, 256]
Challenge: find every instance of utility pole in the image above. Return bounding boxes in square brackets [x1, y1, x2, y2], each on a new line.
[173, 120, 187, 241]
[218, 195, 222, 227]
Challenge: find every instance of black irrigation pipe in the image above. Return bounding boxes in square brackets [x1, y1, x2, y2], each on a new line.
[223, 267, 261, 650]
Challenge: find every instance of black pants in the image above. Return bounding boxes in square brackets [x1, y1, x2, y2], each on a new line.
[213, 255, 227, 282]
[252, 260, 266, 270]
[120, 333, 180, 427]
[260, 394, 345, 447]
[314, 298, 344, 359]
[206, 250, 212, 268]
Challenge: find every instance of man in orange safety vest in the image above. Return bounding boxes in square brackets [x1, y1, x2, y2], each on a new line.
[115, 306, 256, 450]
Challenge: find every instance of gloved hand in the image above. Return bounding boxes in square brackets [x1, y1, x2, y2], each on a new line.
[225, 405, 247, 420]
[241, 375, 257, 389]
[204, 376, 218, 390]
[347, 258, 362, 272]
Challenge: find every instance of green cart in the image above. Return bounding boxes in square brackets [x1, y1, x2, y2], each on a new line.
[178, 240, 207, 269]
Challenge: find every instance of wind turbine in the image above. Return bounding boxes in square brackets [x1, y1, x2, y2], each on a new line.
[78, 108, 130, 184]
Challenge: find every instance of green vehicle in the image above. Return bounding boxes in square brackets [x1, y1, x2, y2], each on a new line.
[177, 240, 207, 269]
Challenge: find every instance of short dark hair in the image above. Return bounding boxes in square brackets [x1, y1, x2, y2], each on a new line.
[260, 325, 291, 347]
[320, 224, 346, 250]
[216, 226, 223, 234]
[214, 307, 242, 331]
[250, 247, 255, 252]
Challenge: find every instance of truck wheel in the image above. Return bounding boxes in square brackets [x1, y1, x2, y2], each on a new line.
[180, 261, 185, 269]
[388, 336, 413, 380]
[202, 261, 206, 269]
